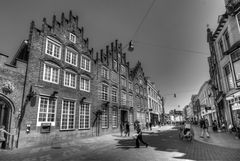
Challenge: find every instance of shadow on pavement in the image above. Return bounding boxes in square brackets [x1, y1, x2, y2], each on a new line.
[115, 127, 240, 161]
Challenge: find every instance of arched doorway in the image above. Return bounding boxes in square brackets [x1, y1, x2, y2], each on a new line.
[0, 93, 15, 149]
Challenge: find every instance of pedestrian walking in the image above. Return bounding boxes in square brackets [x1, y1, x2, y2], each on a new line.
[200, 118, 210, 138]
[135, 124, 148, 148]
[125, 122, 130, 137]
[149, 122, 152, 131]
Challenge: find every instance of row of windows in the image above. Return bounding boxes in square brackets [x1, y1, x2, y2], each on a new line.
[45, 37, 91, 72]
[101, 67, 133, 90]
[37, 97, 90, 130]
[98, 83, 133, 106]
[148, 98, 160, 112]
[43, 62, 90, 92]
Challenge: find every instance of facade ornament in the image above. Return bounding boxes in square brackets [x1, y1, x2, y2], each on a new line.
[1, 81, 15, 95]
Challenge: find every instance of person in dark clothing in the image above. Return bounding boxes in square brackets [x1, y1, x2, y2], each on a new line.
[135, 124, 148, 148]
[149, 122, 152, 130]
[125, 122, 130, 137]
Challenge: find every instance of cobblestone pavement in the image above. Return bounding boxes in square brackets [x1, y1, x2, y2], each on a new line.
[0, 126, 240, 161]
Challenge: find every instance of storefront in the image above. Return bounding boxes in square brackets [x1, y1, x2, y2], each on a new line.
[226, 91, 240, 126]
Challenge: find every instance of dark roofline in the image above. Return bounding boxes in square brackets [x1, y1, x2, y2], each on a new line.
[0, 53, 9, 57]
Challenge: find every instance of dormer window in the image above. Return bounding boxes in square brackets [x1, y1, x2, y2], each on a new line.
[69, 33, 76, 43]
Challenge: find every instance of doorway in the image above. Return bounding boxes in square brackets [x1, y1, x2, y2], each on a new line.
[121, 110, 128, 123]
[0, 97, 13, 149]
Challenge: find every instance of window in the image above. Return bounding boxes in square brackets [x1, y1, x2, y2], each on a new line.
[64, 70, 77, 88]
[111, 71, 118, 83]
[135, 85, 139, 93]
[236, 12, 240, 32]
[65, 48, 78, 66]
[121, 77, 126, 87]
[224, 65, 234, 90]
[224, 31, 230, 50]
[79, 103, 90, 129]
[112, 109, 117, 127]
[101, 67, 109, 79]
[101, 109, 108, 128]
[80, 76, 90, 92]
[129, 111, 133, 124]
[99, 83, 109, 101]
[218, 39, 224, 57]
[111, 87, 118, 103]
[231, 50, 240, 87]
[113, 60, 118, 71]
[37, 96, 57, 126]
[43, 63, 60, 84]
[69, 33, 76, 43]
[45, 38, 61, 59]
[121, 65, 126, 75]
[61, 100, 75, 130]
[121, 90, 127, 105]
[81, 56, 91, 72]
[129, 82, 133, 90]
[129, 94, 133, 107]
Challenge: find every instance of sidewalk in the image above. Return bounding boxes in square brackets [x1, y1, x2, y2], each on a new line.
[192, 125, 240, 149]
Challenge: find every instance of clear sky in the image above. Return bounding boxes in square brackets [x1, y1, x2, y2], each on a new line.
[0, 0, 225, 113]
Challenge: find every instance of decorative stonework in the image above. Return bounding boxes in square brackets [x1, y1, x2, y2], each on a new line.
[2, 81, 15, 95]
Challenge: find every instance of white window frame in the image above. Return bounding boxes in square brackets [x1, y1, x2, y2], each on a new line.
[101, 109, 108, 129]
[111, 86, 118, 103]
[37, 96, 57, 126]
[45, 37, 61, 59]
[65, 48, 78, 66]
[101, 66, 109, 79]
[69, 33, 76, 43]
[43, 62, 60, 84]
[112, 109, 117, 128]
[99, 83, 109, 101]
[121, 90, 127, 105]
[60, 100, 76, 130]
[79, 103, 91, 129]
[64, 70, 77, 88]
[81, 55, 91, 72]
[80, 76, 90, 92]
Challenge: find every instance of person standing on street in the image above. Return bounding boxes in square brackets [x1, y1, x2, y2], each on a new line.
[200, 118, 210, 138]
[135, 124, 148, 148]
[125, 122, 130, 137]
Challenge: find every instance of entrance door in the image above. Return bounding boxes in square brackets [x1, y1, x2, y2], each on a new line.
[121, 110, 128, 123]
[0, 100, 11, 149]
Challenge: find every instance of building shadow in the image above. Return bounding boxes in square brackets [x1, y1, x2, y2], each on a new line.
[114, 127, 240, 161]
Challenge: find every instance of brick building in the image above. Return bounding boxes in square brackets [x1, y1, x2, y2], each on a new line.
[92, 39, 135, 135]
[130, 62, 148, 125]
[6, 11, 96, 148]
[0, 52, 27, 149]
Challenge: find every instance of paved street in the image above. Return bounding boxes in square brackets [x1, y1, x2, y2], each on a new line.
[1, 125, 240, 161]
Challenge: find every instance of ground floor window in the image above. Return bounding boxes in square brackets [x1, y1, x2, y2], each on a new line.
[37, 96, 57, 126]
[79, 103, 91, 129]
[61, 100, 75, 130]
[102, 109, 108, 128]
[112, 109, 117, 127]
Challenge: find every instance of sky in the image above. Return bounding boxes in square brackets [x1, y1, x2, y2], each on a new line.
[0, 0, 225, 113]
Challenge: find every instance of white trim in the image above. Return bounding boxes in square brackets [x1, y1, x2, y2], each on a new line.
[80, 76, 90, 92]
[45, 37, 61, 59]
[43, 63, 60, 84]
[69, 33, 76, 43]
[65, 48, 78, 67]
[80, 55, 91, 72]
[79, 103, 91, 129]
[60, 99, 76, 130]
[64, 70, 77, 89]
[36, 96, 57, 126]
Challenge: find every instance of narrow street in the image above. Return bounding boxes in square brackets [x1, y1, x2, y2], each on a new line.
[1, 126, 240, 161]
